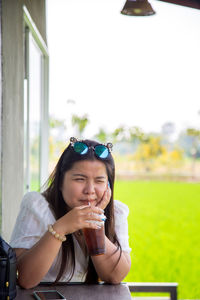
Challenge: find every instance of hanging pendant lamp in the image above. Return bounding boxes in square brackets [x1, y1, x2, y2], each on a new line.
[121, 0, 156, 16]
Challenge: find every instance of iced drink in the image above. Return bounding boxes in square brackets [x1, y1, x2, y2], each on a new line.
[83, 222, 105, 256]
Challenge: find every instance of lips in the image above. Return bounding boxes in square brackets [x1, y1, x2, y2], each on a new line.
[81, 199, 97, 206]
[81, 200, 90, 205]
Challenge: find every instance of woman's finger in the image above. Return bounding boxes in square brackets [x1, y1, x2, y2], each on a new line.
[77, 205, 104, 215]
[85, 211, 106, 222]
[84, 220, 103, 230]
[96, 187, 111, 210]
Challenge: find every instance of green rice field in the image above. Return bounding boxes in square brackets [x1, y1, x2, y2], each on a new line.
[115, 181, 200, 299]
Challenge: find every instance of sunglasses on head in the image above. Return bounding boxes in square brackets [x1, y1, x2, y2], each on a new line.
[70, 137, 113, 159]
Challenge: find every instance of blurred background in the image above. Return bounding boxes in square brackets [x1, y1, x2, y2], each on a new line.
[47, 0, 200, 181]
[46, 1, 200, 299]
[0, 1, 199, 299]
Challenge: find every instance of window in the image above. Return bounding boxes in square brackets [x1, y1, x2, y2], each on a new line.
[24, 7, 49, 192]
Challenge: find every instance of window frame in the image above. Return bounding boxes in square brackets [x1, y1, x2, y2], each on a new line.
[23, 6, 49, 192]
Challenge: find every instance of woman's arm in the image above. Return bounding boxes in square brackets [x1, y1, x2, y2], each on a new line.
[15, 205, 104, 289]
[15, 231, 63, 289]
[93, 188, 131, 283]
[91, 237, 131, 284]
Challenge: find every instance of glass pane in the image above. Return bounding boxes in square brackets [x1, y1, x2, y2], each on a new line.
[24, 78, 28, 191]
[29, 34, 42, 191]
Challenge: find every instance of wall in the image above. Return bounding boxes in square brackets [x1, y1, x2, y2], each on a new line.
[1, 0, 47, 240]
[0, 0, 2, 229]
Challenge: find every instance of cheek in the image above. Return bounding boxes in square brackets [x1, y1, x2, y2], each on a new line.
[61, 183, 75, 203]
[67, 184, 80, 198]
[96, 184, 107, 198]
[62, 186, 79, 209]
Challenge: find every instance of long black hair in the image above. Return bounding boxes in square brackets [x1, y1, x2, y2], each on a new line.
[43, 139, 121, 283]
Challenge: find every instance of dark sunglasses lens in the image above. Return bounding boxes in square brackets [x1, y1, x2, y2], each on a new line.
[73, 142, 88, 155]
[95, 145, 109, 158]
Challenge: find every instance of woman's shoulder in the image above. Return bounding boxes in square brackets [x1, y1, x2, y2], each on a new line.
[10, 192, 55, 248]
[19, 191, 55, 224]
[114, 199, 129, 217]
[21, 191, 49, 211]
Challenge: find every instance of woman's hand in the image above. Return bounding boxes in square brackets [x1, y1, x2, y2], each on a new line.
[53, 205, 104, 235]
[96, 186, 111, 210]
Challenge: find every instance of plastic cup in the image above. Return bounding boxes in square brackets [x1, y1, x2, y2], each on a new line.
[83, 220, 105, 256]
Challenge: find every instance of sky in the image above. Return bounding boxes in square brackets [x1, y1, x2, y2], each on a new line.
[46, 0, 200, 139]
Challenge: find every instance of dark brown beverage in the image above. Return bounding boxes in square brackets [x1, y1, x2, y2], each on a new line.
[83, 225, 105, 256]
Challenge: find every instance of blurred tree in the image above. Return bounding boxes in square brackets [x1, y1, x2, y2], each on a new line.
[49, 118, 65, 128]
[49, 116, 67, 172]
[71, 114, 89, 137]
[112, 125, 126, 143]
[94, 128, 108, 143]
[49, 116, 67, 141]
[158, 147, 184, 171]
[187, 128, 200, 139]
[129, 126, 145, 142]
[186, 128, 200, 178]
[134, 136, 167, 171]
[111, 125, 145, 143]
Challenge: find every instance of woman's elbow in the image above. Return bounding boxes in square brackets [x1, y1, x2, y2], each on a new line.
[103, 270, 129, 284]
[18, 281, 34, 290]
[17, 276, 38, 290]
[107, 264, 131, 284]
[106, 278, 122, 284]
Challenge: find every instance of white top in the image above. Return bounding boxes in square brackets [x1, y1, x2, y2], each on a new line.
[10, 192, 131, 282]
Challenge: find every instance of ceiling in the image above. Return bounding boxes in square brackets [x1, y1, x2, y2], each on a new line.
[156, 0, 200, 9]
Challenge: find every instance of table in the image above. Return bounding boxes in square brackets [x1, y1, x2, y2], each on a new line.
[128, 282, 178, 300]
[16, 282, 132, 300]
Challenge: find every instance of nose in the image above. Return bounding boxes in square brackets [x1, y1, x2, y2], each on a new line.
[83, 181, 95, 197]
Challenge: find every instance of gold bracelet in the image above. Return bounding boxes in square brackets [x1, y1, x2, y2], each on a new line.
[48, 224, 67, 242]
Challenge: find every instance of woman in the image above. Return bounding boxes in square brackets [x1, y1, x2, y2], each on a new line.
[10, 138, 131, 289]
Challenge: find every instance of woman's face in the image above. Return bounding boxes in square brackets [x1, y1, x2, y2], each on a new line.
[61, 160, 108, 209]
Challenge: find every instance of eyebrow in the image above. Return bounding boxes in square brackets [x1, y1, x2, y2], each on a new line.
[72, 174, 87, 178]
[72, 174, 107, 180]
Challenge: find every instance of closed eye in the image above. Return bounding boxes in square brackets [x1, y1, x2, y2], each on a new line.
[95, 177, 107, 184]
[74, 178, 85, 181]
[96, 180, 105, 183]
[72, 174, 87, 181]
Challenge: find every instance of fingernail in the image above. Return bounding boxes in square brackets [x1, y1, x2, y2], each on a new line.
[100, 214, 106, 221]
[96, 225, 102, 229]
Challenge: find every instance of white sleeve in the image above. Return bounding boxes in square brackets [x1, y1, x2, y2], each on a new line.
[10, 192, 56, 249]
[114, 199, 132, 253]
